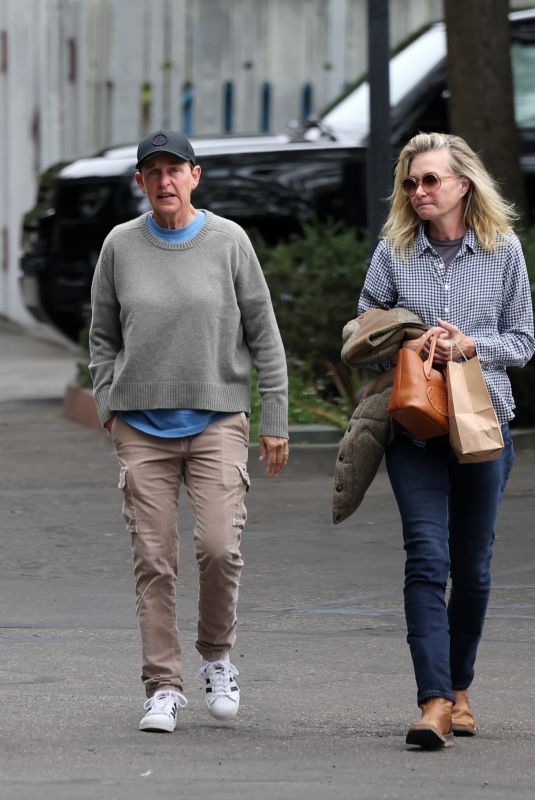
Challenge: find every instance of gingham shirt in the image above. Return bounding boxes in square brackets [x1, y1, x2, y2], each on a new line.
[358, 227, 535, 424]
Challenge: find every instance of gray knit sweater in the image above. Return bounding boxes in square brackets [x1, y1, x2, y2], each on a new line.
[89, 211, 288, 437]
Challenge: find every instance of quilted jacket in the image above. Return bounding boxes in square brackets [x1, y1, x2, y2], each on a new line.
[333, 308, 427, 524]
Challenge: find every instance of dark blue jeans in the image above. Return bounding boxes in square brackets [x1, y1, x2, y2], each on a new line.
[385, 426, 515, 705]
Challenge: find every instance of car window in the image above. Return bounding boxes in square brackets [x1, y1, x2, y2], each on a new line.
[512, 42, 535, 128]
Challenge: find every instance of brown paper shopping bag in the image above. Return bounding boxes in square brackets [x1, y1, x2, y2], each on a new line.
[446, 356, 504, 463]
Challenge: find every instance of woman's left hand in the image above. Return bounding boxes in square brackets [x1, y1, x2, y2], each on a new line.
[259, 436, 289, 477]
[433, 319, 476, 364]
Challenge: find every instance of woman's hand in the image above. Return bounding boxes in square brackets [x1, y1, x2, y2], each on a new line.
[434, 319, 476, 364]
[402, 326, 446, 354]
[104, 416, 115, 434]
[259, 436, 289, 477]
[402, 322, 476, 365]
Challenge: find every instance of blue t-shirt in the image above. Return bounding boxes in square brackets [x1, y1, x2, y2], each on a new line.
[120, 211, 229, 438]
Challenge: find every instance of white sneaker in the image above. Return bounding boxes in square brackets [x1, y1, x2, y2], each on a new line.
[199, 660, 240, 720]
[139, 690, 187, 732]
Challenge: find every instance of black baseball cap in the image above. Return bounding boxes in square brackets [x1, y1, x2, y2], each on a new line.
[136, 129, 197, 170]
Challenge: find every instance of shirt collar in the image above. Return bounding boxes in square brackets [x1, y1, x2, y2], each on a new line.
[415, 225, 477, 256]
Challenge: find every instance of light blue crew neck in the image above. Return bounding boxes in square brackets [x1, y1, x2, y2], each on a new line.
[147, 210, 206, 243]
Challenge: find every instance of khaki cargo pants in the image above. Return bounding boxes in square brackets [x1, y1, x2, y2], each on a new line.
[110, 412, 250, 696]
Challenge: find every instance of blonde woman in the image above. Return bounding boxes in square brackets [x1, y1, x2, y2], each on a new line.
[358, 133, 534, 748]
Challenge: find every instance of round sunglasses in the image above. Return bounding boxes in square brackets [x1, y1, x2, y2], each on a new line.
[401, 173, 457, 197]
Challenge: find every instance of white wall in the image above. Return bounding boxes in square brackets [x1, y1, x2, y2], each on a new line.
[1, 0, 446, 324]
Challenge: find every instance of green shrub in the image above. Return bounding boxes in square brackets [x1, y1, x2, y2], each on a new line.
[509, 366, 535, 427]
[259, 220, 372, 408]
[515, 228, 535, 427]
[248, 366, 353, 438]
[520, 227, 535, 284]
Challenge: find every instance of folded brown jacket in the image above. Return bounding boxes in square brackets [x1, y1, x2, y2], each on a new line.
[341, 307, 428, 367]
[333, 308, 427, 524]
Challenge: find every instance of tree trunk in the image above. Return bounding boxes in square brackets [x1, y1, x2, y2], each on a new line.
[444, 0, 527, 224]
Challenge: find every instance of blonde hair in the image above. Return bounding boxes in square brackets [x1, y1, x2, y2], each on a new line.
[382, 132, 518, 258]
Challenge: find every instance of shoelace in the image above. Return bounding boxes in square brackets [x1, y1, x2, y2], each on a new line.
[198, 660, 239, 697]
[144, 690, 188, 713]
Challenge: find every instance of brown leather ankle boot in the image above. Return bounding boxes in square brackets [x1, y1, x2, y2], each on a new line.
[406, 697, 454, 748]
[451, 689, 477, 736]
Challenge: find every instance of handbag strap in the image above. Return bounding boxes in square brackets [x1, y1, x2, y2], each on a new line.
[449, 338, 469, 362]
[414, 330, 440, 380]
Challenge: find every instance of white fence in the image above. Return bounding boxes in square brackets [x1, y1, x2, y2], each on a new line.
[0, 0, 446, 325]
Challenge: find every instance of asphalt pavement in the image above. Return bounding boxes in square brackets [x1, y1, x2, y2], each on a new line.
[1, 319, 535, 800]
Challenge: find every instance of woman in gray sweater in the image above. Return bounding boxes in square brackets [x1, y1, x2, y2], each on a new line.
[89, 129, 289, 733]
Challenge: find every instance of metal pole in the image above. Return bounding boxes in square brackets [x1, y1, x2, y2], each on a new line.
[162, 0, 172, 129]
[366, 0, 391, 254]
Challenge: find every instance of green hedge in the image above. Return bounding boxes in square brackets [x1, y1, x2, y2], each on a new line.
[258, 220, 372, 417]
[511, 228, 535, 427]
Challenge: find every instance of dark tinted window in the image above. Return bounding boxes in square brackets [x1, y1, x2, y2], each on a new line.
[512, 42, 535, 128]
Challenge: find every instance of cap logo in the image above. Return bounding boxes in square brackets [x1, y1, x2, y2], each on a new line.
[152, 133, 168, 146]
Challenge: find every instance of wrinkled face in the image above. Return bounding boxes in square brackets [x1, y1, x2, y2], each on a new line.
[406, 149, 470, 226]
[134, 153, 201, 224]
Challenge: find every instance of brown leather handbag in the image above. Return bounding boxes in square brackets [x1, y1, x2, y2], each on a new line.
[388, 330, 449, 439]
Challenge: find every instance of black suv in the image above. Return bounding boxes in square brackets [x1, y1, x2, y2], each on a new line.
[19, 11, 535, 341]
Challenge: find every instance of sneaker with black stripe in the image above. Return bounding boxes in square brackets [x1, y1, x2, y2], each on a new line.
[139, 689, 187, 732]
[199, 659, 240, 720]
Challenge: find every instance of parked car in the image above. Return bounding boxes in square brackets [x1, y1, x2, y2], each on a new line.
[20, 9, 535, 341]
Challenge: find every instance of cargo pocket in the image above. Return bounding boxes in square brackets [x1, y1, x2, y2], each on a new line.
[232, 462, 251, 528]
[118, 466, 137, 533]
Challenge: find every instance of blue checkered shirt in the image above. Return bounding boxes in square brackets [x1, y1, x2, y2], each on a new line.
[358, 227, 535, 424]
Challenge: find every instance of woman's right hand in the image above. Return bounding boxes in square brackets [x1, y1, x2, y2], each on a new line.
[104, 416, 115, 434]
